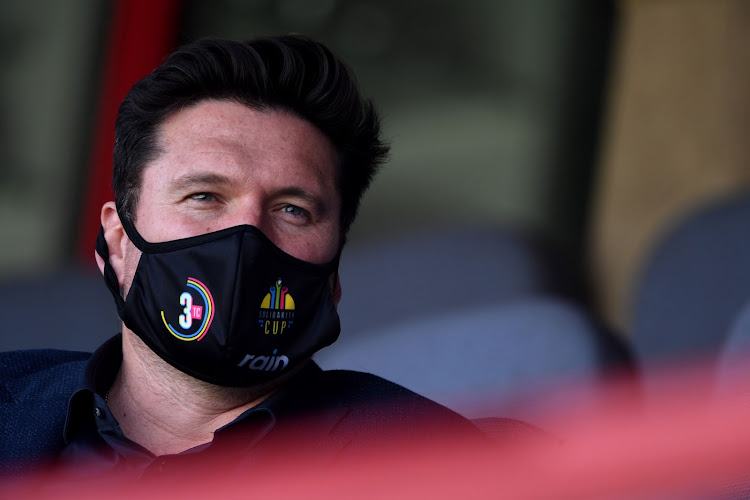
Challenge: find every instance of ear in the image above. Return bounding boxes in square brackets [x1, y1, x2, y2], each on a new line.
[330, 271, 342, 309]
[95, 201, 129, 287]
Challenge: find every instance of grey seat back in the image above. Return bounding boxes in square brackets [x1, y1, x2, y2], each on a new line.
[0, 265, 119, 352]
[715, 299, 750, 400]
[631, 193, 750, 402]
[337, 225, 580, 341]
[317, 298, 633, 427]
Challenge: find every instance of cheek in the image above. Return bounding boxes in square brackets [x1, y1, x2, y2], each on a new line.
[309, 229, 341, 264]
[278, 231, 339, 264]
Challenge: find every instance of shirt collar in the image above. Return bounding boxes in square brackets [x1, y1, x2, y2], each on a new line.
[63, 334, 123, 443]
[62, 335, 327, 446]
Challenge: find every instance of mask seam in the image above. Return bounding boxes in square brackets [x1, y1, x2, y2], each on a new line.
[226, 231, 243, 363]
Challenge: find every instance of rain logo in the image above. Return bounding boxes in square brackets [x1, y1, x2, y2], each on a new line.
[258, 279, 295, 335]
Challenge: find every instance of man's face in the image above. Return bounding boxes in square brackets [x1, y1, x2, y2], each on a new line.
[120, 99, 342, 289]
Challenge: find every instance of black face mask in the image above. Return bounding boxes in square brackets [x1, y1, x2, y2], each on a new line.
[96, 214, 341, 387]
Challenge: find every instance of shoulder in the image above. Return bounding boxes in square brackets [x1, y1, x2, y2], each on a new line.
[0, 349, 90, 407]
[0, 349, 90, 383]
[305, 368, 484, 438]
[0, 349, 91, 477]
[314, 368, 452, 408]
[305, 368, 558, 443]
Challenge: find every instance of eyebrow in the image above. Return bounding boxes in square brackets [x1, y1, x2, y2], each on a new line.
[168, 172, 233, 190]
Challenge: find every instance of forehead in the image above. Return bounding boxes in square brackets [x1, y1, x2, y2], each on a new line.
[153, 99, 339, 182]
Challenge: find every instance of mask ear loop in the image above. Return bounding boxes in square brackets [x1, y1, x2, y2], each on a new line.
[95, 226, 127, 318]
[117, 207, 151, 250]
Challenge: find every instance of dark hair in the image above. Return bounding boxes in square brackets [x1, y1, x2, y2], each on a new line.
[113, 34, 388, 237]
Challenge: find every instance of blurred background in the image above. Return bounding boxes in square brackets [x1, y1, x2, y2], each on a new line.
[2, 0, 750, 422]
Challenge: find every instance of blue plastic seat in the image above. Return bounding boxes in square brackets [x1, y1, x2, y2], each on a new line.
[714, 298, 750, 399]
[631, 193, 750, 373]
[336, 225, 582, 341]
[317, 297, 633, 426]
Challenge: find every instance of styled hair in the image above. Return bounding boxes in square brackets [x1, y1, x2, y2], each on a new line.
[113, 34, 388, 236]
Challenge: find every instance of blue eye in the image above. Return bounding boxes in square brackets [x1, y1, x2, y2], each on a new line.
[282, 205, 305, 216]
[190, 193, 215, 202]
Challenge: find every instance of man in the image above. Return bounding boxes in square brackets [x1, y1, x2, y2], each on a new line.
[0, 35, 486, 479]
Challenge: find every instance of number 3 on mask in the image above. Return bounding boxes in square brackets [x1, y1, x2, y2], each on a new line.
[179, 292, 193, 329]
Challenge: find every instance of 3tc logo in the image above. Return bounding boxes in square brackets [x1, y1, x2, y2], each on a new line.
[161, 277, 215, 341]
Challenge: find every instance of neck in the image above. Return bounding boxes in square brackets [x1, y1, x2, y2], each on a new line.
[108, 330, 277, 456]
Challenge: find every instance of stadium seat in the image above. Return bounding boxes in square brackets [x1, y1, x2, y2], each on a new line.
[316, 297, 633, 429]
[631, 192, 750, 395]
[336, 225, 582, 341]
[714, 298, 750, 399]
[0, 265, 119, 352]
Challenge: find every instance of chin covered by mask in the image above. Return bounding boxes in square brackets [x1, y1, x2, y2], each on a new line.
[96, 214, 341, 387]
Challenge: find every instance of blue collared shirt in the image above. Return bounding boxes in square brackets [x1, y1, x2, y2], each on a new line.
[58, 335, 278, 480]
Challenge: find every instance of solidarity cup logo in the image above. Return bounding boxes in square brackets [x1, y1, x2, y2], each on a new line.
[258, 279, 295, 335]
[161, 277, 215, 341]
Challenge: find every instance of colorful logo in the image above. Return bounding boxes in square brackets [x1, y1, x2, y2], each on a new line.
[161, 277, 215, 341]
[258, 279, 295, 335]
